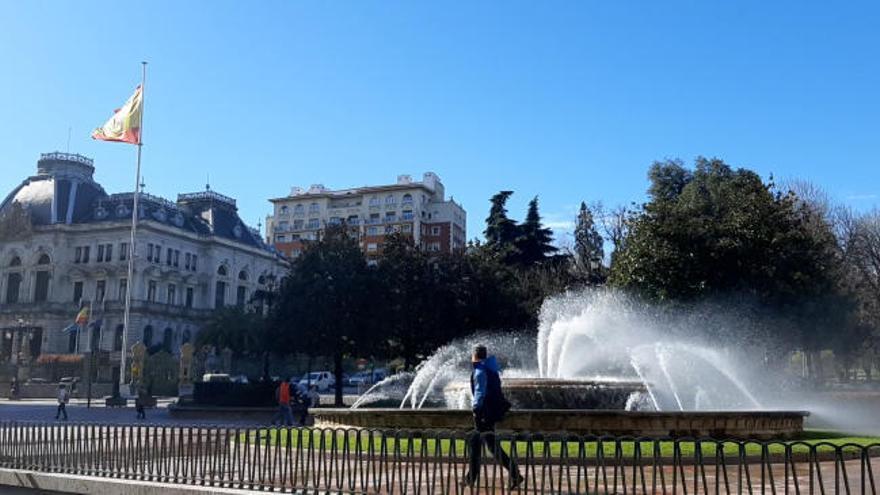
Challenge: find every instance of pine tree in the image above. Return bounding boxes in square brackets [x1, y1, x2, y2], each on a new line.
[573, 202, 604, 279]
[484, 191, 519, 252]
[515, 196, 557, 265]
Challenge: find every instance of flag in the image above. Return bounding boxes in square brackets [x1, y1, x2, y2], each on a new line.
[62, 324, 79, 334]
[91, 85, 143, 144]
[75, 307, 89, 326]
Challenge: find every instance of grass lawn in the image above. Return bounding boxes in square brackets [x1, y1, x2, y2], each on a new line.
[239, 429, 880, 459]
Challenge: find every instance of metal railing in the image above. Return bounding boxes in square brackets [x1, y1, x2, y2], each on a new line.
[0, 422, 877, 494]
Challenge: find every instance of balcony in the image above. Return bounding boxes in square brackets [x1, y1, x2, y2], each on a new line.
[401, 213, 414, 221]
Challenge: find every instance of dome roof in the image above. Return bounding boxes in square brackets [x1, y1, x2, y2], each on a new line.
[0, 152, 107, 225]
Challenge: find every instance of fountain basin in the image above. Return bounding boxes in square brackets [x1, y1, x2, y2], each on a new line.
[313, 409, 808, 439]
[444, 378, 647, 410]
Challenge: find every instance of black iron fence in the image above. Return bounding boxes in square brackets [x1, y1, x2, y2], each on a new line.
[0, 421, 878, 494]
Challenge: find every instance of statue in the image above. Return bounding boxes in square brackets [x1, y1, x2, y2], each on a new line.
[131, 341, 146, 389]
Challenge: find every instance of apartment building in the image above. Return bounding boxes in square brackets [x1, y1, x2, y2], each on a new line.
[266, 173, 466, 259]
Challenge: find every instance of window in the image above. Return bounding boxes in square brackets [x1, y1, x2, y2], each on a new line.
[385, 195, 395, 205]
[9, 256, 21, 267]
[104, 244, 113, 262]
[95, 280, 106, 302]
[385, 212, 396, 222]
[173, 250, 180, 267]
[75, 247, 82, 263]
[5, 273, 21, 304]
[428, 242, 441, 252]
[191, 254, 198, 271]
[166, 248, 173, 266]
[238, 270, 248, 281]
[97, 244, 105, 262]
[277, 221, 289, 232]
[402, 194, 413, 205]
[280, 205, 289, 215]
[367, 243, 378, 252]
[182, 329, 191, 345]
[307, 218, 320, 229]
[347, 215, 359, 225]
[146, 243, 154, 262]
[185, 253, 191, 270]
[114, 324, 124, 351]
[402, 224, 412, 233]
[34, 255, 51, 302]
[275, 235, 287, 243]
[369, 196, 380, 206]
[82, 246, 90, 263]
[143, 325, 153, 347]
[167, 284, 176, 305]
[217, 265, 227, 277]
[236, 286, 247, 307]
[293, 219, 304, 229]
[71, 281, 84, 303]
[215, 281, 226, 308]
[402, 210, 414, 220]
[308, 202, 320, 213]
[431, 226, 441, 236]
[163, 328, 173, 352]
[367, 226, 379, 235]
[294, 204, 304, 215]
[118, 278, 127, 301]
[385, 225, 394, 234]
[147, 280, 157, 302]
[120, 242, 128, 261]
[185, 287, 194, 308]
[369, 213, 380, 224]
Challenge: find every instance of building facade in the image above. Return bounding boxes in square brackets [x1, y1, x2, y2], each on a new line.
[266, 172, 466, 259]
[0, 152, 286, 380]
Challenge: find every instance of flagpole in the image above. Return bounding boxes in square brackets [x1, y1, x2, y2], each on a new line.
[119, 61, 147, 396]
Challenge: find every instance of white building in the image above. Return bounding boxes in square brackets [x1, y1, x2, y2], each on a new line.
[0, 152, 286, 379]
[266, 172, 467, 259]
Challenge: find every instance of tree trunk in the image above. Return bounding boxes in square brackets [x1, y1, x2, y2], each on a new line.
[262, 351, 270, 382]
[333, 353, 344, 407]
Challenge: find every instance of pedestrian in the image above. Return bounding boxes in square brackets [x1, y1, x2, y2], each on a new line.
[135, 387, 148, 420]
[461, 345, 523, 489]
[271, 378, 294, 426]
[291, 380, 308, 426]
[55, 383, 69, 421]
[9, 377, 19, 400]
[308, 384, 320, 408]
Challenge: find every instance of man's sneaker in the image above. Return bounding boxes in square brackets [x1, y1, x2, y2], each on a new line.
[508, 473, 525, 490]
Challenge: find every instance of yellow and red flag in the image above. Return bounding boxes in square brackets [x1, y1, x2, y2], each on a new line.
[75, 307, 90, 326]
[91, 85, 143, 144]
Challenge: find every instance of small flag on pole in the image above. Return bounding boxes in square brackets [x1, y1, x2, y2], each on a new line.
[91, 85, 143, 144]
[75, 307, 90, 326]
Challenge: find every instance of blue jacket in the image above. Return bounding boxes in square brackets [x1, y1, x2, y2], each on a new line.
[471, 355, 501, 412]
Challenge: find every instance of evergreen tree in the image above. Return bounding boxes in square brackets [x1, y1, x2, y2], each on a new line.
[573, 202, 604, 279]
[515, 196, 557, 265]
[484, 191, 519, 253]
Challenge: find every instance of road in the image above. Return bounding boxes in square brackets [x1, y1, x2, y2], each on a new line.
[0, 398, 264, 426]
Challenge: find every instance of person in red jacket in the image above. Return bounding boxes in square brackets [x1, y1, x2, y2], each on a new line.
[271, 379, 294, 426]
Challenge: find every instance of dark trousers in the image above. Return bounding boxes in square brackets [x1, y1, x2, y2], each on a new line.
[136, 404, 146, 419]
[465, 416, 519, 483]
[55, 403, 67, 420]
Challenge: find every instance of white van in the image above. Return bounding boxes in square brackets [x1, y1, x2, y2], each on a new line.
[297, 371, 335, 392]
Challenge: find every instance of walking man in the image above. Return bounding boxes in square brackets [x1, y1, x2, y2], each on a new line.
[55, 383, 69, 421]
[462, 345, 523, 488]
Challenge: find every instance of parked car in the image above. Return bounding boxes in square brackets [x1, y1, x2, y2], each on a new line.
[348, 369, 388, 387]
[202, 373, 232, 383]
[297, 371, 335, 392]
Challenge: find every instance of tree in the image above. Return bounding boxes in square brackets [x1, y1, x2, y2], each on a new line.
[376, 234, 470, 368]
[573, 202, 604, 281]
[484, 191, 520, 259]
[515, 196, 557, 265]
[272, 225, 373, 406]
[197, 306, 278, 380]
[610, 157, 848, 353]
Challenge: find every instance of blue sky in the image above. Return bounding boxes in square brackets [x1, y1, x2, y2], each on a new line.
[1, 1, 878, 243]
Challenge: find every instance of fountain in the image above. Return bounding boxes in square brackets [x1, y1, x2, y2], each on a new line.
[315, 290, 808, 438]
